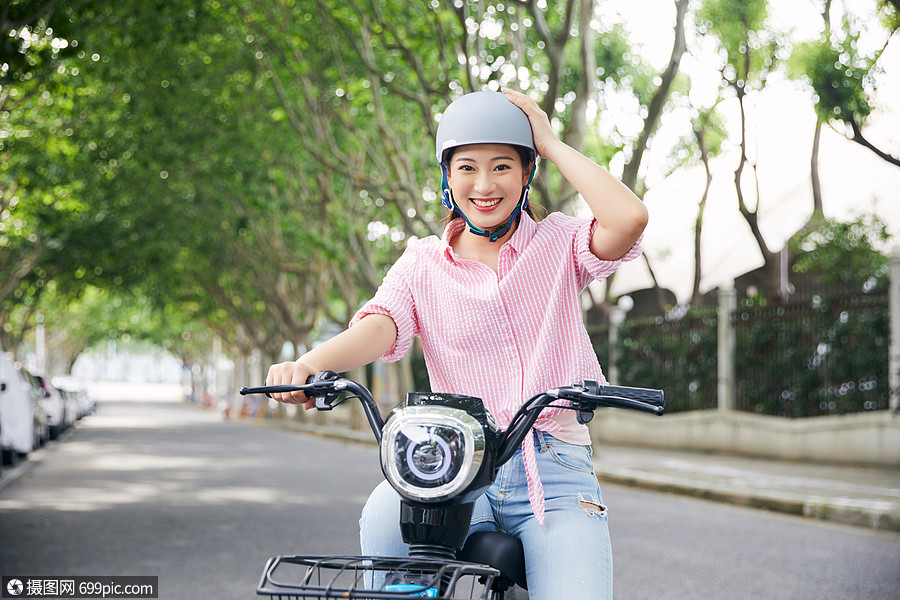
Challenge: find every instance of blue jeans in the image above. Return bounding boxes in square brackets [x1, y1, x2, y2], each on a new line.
[359, 430, 613, 600]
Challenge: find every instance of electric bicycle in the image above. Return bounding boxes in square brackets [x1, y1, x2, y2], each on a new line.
[240, 372, 664, 599]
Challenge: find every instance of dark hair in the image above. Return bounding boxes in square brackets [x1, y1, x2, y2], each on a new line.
[443, 145, 541, 223]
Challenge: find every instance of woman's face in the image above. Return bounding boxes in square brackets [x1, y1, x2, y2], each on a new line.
[446, 143, 531, 233]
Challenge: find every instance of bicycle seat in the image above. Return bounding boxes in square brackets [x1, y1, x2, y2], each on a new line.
[458, 531, 527, 590]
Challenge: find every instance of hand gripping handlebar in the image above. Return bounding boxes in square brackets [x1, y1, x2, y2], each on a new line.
[240, 371, 386, 443]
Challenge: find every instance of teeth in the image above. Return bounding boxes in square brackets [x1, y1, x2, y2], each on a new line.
[472, 198, 501, 207]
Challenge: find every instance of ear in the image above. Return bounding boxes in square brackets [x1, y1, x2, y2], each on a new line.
[523, 162, 536, 186]
[442, 163, 453, 185]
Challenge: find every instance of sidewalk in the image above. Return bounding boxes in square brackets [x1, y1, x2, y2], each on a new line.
[592, 444, 900, 532]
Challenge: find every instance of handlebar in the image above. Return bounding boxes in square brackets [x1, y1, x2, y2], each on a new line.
[240, 373, 664, 465]
[240, 371, 387, 444]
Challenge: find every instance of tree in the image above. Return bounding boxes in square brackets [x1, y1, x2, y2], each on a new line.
[19, 0, 893, 399]
[1, 0, 75, 351]
[790, 214, 890, 291]
[1, 0, 207, 355]
[671, 105, 726, 306]
[807, 0, 833, 221]
[3, 1, 695, 366]
[790, 0, 900, 168]
[698, 0, 787, 300]
[620, 0, 689, 196]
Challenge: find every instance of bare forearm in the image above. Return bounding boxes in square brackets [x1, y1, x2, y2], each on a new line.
[543, 139, 648, 260]
[267, 313, 398, 406]
[299, 313, 397, 374]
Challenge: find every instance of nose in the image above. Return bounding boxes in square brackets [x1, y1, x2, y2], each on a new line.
[473, 171, 494, 194]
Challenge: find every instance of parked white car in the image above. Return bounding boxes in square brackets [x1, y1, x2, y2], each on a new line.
[0, 354, 47, 464]
[56, 383, 95, 421]
[28, 373, 67, 440]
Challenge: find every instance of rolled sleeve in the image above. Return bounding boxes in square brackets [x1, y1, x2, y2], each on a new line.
[574, 218, 643, 290]
[350, 245, 419, 363]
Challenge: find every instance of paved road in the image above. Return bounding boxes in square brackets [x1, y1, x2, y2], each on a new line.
[0, 398, 384, 599]
[1, 398, 898, 600]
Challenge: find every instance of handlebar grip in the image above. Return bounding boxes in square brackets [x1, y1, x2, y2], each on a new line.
[597, 385, 665, 407]
[239, 384, 307, 396]
[238, 375, 318, 398]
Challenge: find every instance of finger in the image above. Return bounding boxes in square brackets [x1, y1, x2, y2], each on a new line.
[500, 87, 530, 110]
[501, 87, 549, 126]
[266, 364, 284, 403]
[269, 363, 297, 404]
[274, 365, 291, 404]
[501, 87, 539, 111]
[501, 86, 526, 99]
[290, 367, 310, 404]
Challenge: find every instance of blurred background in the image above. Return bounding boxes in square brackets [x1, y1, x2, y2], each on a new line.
[2, 0, 899, 461]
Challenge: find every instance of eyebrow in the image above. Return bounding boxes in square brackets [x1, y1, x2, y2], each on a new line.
[453, 155, 517, 163]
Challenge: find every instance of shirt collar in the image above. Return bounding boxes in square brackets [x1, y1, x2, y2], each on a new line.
[440, 212, 538, 262]
[507, 211, 536, 255]
[440, 219, 467, 262]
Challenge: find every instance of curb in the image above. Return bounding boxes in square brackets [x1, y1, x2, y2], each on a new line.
[0, 426, 78, 494]
[0, 457, 39, 494]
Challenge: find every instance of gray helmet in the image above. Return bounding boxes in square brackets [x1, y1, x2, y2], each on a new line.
[435, 91, 537, 164]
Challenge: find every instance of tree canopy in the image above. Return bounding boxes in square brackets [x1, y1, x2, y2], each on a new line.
[2, 0, 897, 375]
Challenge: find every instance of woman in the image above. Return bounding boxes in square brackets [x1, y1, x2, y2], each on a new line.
[266, 88, 647, 599]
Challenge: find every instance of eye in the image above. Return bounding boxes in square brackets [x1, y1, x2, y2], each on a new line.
[494, 164, 512, 171]
[455, 164, 475, 172]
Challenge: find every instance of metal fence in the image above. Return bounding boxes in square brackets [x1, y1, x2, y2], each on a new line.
[732, 290, 889, 417]
[590, 286, 890, 418]
[592, 308, 719, 413]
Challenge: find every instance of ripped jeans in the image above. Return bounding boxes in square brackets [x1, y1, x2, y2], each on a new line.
[360, 429, 613, 600]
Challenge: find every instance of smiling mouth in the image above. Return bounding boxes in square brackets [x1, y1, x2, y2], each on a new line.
[471, 198, 502, 208]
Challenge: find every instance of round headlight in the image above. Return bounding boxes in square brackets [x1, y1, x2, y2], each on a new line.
[406, 430, 453, 481]
[381, 406, 485, 503]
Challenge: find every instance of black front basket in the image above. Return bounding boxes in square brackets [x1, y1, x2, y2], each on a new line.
[257, 555, 500, 599]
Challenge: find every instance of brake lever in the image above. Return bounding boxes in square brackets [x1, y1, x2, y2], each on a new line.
[574, 380, 600, 424]
[310, 370, 341, 410]
[545, 384, 597, 424]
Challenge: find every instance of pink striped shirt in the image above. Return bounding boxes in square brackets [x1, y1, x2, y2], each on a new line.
[351, 212, 642, 523]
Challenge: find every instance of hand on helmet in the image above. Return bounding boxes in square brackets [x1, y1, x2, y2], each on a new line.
[501, 87, 559, 160]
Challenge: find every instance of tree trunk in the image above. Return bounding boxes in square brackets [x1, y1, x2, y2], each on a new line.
[733, 88, 780, 298]
[810, 117, 824, 216]
[690, 127, 713, 306]
[621, 0, 688, 194]
[809, 0, 831, 222]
